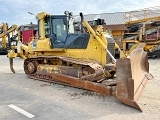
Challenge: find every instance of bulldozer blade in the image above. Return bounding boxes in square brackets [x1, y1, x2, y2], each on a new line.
[116, 48, 153, 111]
[135, 43, 146, 49]
[9, 58, 15, 73]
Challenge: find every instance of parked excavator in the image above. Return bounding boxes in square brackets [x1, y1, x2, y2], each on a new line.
[7, 11, 153, 111]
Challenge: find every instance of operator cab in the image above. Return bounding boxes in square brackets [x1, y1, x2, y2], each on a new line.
[38, 11, 90, 49]
[44, 15, 68, 48]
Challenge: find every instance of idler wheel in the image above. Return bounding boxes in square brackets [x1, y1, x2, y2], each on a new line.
[27, 61, 37, 74]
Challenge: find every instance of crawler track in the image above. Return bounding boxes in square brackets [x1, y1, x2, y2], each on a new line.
[24, 56, 116, 96]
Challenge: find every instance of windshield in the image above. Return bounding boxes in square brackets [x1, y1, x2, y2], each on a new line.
[52, 19, 67, 43]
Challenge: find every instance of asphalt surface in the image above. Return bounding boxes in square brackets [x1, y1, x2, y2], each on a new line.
[0, 55, 160, 120]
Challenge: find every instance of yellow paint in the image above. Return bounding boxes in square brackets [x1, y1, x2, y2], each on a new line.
[112, 31, 123, 36]
[23, 16, 108, 67]
[144, 45, 154, 52]
[93, 41, 98, 50]
[8, 12, 117, 69]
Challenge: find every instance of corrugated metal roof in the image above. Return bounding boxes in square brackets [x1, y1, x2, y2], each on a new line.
[74, 12, 126, 25]
[73, 6, 160, 25]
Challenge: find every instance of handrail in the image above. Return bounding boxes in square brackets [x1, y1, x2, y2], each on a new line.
[124, 6, 160, 25]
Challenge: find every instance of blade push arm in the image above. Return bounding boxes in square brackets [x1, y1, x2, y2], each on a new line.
[82, 20, 116, 63]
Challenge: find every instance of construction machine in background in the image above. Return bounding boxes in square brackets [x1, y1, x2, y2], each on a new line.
[121, 6, 160, 58]
[0, 22, 8, 50]
[0, 22, 37, 55]
[0, 22, 19, 54]
[7, 11, 153, 111]
[0, 22, 8, 54]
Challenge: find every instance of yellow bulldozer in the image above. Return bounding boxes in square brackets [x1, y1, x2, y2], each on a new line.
[7, 11, 153, 111]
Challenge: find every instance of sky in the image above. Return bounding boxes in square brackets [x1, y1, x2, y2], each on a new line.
[0, 0, 160, 26]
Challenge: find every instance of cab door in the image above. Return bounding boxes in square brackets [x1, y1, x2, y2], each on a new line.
[50, 15, 68, 48]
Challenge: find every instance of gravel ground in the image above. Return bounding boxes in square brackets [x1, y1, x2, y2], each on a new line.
[0, 55, 160, 120]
